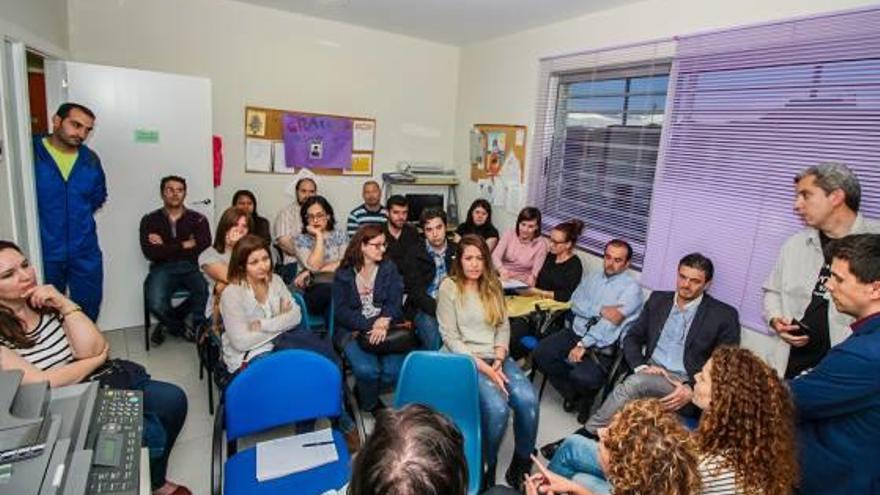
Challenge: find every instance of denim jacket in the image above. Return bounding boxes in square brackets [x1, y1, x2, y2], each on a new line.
[332, 260, 404, 339]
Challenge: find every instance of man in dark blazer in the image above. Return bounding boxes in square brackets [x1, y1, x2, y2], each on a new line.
[400, 208, 457, 350]
[790, 234, 880, 494]
[583, 252, 740, 434]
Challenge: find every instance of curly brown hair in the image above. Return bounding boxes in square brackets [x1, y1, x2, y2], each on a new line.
[697, 346, 798, 495]
[604, 399, 702, 495]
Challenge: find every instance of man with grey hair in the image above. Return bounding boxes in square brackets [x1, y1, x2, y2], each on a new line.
[764, 162, 880, 378]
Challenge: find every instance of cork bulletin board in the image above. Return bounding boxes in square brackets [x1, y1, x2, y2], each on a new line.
[244, 105, 376, 176]
[469, 123, 526, 183]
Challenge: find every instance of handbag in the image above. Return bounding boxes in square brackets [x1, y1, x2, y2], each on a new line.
[87, 358, 151, 390]
[356, 320, 418, 355]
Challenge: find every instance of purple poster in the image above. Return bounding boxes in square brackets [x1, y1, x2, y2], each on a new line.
[282, 113, 353, 169]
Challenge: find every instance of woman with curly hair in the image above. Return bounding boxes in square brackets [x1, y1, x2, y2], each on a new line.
[546, 347, 797, 495]
[692, 346, 798, 495]
[527, 399, 700, 495]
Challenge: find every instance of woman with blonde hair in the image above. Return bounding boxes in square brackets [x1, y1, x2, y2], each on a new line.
[436, 234, 539, 489]
[527, 399, 701, 495]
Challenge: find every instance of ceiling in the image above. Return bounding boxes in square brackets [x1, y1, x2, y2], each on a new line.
[231, 0, 644, 45]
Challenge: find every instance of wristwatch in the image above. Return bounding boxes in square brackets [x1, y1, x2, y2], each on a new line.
[576, 341, 586, 349]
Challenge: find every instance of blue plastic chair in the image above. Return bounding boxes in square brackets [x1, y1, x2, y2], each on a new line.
[291, 291, 335, 338]
[393, 351, 482, 495]
[211, 350, 350, 495]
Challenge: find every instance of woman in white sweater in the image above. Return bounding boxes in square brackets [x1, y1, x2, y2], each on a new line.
[220, 234, 337, 372]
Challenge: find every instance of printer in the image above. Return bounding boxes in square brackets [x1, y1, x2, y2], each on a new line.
[0, 370, 147, 495]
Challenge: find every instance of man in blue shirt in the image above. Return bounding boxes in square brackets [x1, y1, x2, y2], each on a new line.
[33, 103, 107, 320]
[533, 240, 643, 416]
[583, 252, 740, 434]
[790, 234, 880, 494]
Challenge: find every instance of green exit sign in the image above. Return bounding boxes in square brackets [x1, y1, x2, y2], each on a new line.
[134, 129, 160, 143]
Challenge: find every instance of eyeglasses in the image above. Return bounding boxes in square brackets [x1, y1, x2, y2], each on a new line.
[366, 241, 387, 249]
[549, 238, 569, 245]
[307, 212, 327, 221]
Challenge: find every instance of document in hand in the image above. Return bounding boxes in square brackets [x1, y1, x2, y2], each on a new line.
[256, 427, 339, 481]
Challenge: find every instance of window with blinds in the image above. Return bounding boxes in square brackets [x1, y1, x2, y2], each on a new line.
[529, 41, 675, 268]
[640, 7, 880, 331]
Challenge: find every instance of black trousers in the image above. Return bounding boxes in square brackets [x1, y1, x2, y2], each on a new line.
[532, 327, 614, 401]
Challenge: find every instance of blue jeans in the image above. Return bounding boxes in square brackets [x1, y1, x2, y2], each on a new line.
[342, 337, 406, 411]
[548, 435, 610, 495]
[141, 379, 188, 490]
[146, 260, 208, 334]
[414, 311, 442, 350]
[478, 357, 539, 467]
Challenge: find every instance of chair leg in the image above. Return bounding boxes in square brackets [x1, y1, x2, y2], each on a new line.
[143, 291, 151, 352]
[538, 373, 548, 400]
[207, 373, 215, 416]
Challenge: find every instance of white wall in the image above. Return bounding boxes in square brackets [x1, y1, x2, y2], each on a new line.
[0, 0, 69, 55]
[66, 0, 460, 223]
[452, 0, 879, 231]
[452, 0, 878, 371]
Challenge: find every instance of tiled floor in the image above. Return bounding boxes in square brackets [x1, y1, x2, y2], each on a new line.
[106, 327, 581, 494]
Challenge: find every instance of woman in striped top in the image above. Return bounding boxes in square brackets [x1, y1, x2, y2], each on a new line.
[545, 348, 797, 495]
[0, 240, 192, 495]
[692, 347, 798, 495]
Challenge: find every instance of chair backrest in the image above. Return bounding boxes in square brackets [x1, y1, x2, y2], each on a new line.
[224, 350, 342, 441]
[291, 291, 313, 329]
[393, 351, 482, 494]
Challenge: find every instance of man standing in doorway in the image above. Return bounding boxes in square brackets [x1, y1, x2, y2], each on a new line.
[764, 163, 880, 378]
[33, 102, 107, 320]
[140, 175, 210, 345]
[347, 180, 387, 236]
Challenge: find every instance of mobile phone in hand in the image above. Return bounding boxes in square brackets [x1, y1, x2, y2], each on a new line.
[790, 319, 812, 336]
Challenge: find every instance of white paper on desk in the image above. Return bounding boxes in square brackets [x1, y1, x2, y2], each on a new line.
[502, 279, 529, 290]
[256, 428, 338, 482]
[246, 138, 272, 172]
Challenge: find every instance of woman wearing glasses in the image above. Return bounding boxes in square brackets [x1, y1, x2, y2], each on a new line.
[293, 195, 349, 316]
[332, 224, 408, 412]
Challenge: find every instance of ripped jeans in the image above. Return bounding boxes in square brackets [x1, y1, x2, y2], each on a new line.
[477, 357, 539, 467]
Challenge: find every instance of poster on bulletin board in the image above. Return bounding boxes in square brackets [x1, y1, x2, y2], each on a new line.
[470, 123, 526, 183]
[244, 106, 376, 176]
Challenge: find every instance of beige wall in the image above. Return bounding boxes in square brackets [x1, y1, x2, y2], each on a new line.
[0, 0, 68, 55]
[66, 0, 460, 222]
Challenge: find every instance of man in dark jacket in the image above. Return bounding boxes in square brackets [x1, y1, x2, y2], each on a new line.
[400, 208, 456, 350]
[790, 234, 880, 494]
[383, 195, 420, 271]
[139, 175, 210, 345]
[34, 103, 107, 320]
[583, 252, 740, 434]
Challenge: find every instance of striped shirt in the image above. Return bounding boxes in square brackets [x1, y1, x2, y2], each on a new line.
[346, 203, 387, 236]
[16, 313, 74, 371]
[700, 455, 757, 495]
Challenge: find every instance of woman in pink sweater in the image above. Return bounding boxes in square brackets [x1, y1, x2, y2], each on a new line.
[491, 207, 548, 287]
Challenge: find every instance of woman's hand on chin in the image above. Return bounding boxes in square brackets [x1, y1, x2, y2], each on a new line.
[25, 284, 71, 312]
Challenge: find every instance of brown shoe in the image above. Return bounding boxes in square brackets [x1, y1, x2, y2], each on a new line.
[344, 428, 362, 453]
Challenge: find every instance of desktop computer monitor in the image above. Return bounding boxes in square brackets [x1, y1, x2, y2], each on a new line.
[405, 193, 445, 223]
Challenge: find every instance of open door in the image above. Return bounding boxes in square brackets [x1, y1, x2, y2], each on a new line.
[44, 61, 214, 331]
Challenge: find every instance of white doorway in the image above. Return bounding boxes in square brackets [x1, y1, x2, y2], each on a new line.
[44, 61, 214, 331]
